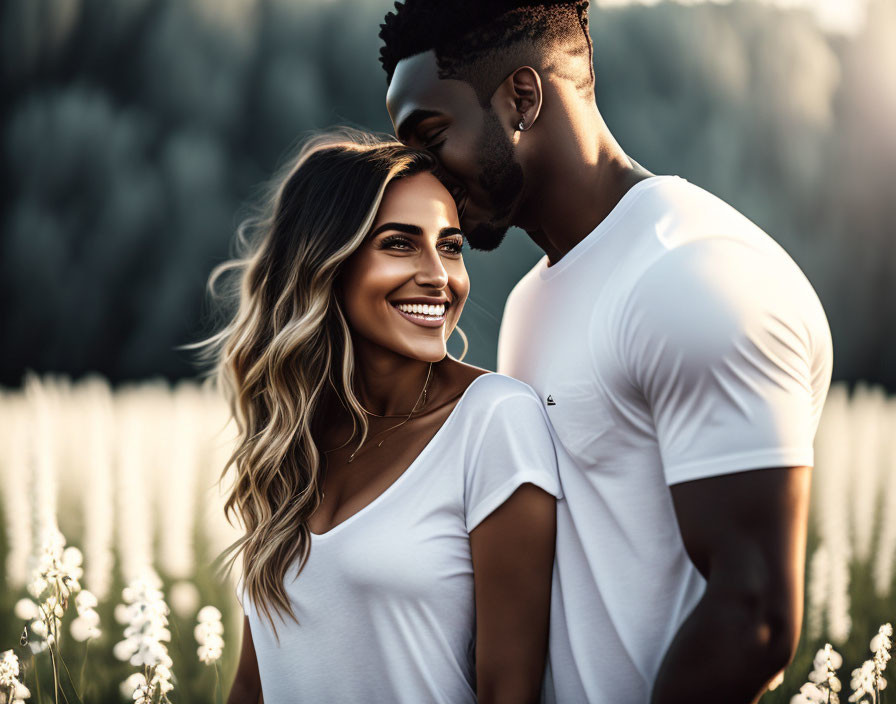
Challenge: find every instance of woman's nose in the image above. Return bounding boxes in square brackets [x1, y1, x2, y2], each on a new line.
[414, 245, 449, 289]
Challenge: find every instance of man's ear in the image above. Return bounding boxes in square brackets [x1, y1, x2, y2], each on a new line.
[491, 66, 543, 132]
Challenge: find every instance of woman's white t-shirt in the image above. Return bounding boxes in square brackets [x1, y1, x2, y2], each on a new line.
[235, 372, 562, 704]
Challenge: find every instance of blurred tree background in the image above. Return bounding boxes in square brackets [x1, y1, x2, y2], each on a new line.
[2, 0, 894, 388]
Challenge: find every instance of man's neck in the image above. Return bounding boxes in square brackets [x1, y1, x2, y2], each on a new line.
[518, 116, 653, 266]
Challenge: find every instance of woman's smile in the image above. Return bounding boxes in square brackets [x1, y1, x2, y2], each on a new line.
[390, 297, 451, 328]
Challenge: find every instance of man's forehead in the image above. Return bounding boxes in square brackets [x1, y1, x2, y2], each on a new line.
[386, 50, 477, 135]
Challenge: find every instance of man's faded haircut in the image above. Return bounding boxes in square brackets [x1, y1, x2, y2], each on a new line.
[379, 0, 594, 106]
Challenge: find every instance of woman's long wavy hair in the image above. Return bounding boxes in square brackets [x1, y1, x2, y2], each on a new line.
[188, 128, 464, 640]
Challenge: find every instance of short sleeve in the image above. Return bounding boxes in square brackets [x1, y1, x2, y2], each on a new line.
[619, 238, 832, 486]
[464, 388, 563, 533]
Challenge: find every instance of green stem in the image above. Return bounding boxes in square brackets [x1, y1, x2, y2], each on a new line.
[47, 645, 59, 704]
[30, 651, 44, 704]
[56, 647, 85, 704]
[45, 607, 75, 704]
[145, 664, 154, 704]
[215, 662, 223, 704]
[49, 609, 68, 704]
[78, 641, 88, 697]
[36, 604, 60, 704]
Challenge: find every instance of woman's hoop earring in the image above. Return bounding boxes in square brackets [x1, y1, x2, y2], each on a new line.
[450, 325, 469, 361]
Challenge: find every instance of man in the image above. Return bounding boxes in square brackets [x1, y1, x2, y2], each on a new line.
[379, 2, 833, 702]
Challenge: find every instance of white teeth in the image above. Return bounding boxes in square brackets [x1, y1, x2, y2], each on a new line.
[394, 302, 446, 318]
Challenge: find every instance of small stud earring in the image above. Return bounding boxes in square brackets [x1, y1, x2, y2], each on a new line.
[518, 119, 526, 131]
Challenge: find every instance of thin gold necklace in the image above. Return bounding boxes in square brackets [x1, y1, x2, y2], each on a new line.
[340, 361, 434, 463]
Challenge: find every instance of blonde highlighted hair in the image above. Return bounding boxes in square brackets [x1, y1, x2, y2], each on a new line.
[188, 128, 463, 639]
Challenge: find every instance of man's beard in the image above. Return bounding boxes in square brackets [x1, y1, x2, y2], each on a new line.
[464, 109, 524, 252]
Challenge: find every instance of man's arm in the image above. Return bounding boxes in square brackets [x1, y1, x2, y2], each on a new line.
[650, 465, 811, 704]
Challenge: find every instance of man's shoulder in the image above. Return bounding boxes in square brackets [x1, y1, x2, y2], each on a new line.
[508, 255, 546, 292]
[618, 231, 830, 384]
[501, 255, 547, 320]
[638, 177, 773, 250]
[623, 178, 811, 302]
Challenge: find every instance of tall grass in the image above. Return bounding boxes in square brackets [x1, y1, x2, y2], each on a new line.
[0, 373, 892, 702]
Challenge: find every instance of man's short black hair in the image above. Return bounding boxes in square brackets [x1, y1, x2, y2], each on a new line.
[379, 0, 594, 105]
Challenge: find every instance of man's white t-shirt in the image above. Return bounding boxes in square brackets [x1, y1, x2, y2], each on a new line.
[497, 175, 833, 703]
[235, 372, 562, 704]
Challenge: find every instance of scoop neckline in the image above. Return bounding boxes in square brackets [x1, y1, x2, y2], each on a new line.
[308, 371, 494, 540]
[538, 175, 680, 281]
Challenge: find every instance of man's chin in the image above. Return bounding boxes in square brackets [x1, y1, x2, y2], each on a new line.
[464, 218, 510, 252]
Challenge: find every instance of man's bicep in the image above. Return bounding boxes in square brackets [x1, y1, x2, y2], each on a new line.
[669, 466, 811, 595]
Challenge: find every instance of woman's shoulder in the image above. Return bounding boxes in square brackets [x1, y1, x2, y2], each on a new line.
[443, 364, 545, 423]
[452, 370, 561, 503]
[463, 371, 541, 404]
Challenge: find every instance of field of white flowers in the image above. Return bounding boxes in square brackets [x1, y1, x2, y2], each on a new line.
[0, 373, 892, 703]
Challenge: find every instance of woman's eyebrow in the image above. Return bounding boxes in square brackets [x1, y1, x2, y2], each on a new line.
[439, 227, 464, 237]
[369, 222, 423, 237]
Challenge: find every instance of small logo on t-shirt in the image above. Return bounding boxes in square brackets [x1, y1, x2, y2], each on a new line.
[546, 395, 556, 406]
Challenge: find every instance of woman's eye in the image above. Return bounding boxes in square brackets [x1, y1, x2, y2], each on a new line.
[380, 236, 413, 251]
[438, 238, 464, 254]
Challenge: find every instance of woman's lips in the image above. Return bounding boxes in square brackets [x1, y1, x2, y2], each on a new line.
[390, 304, 447, 329]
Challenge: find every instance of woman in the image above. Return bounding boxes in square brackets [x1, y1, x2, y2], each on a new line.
[199, 129, 562, 703]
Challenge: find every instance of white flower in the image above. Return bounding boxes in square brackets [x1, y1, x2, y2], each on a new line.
[793, 681, 827, 703]
[74, 590, 98, 611]
[62, 547, 84, 581]
[115, 569, 176, 701]
[26, 633, 48, 655]
[195, 604, 225, 665]
[0, 650, 20, 685]
[0, 650, 31, 702]
[814, 644, 845, 673]
[12, 680, 32, 702]
[30, 620, 47, 642]
[70, 588, 102, 642]
[120, 672, 147, 699]
[871, 622, 892, 688]
[114, 603, 131, 625]
[152, 659, 175, 694]
[132, 681, 154, 704]
[804, 645, 842, 704]
[197, 605, 222, 623]
[849, 660, 876, 701]
[70, 615, 101, 642]
[13, 599, 39, 621]
[26, 577, 47, 601]
[23, 528, 84, 654]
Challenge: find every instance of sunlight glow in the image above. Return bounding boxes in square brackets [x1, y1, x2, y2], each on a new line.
[593, 0, 869, 34]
